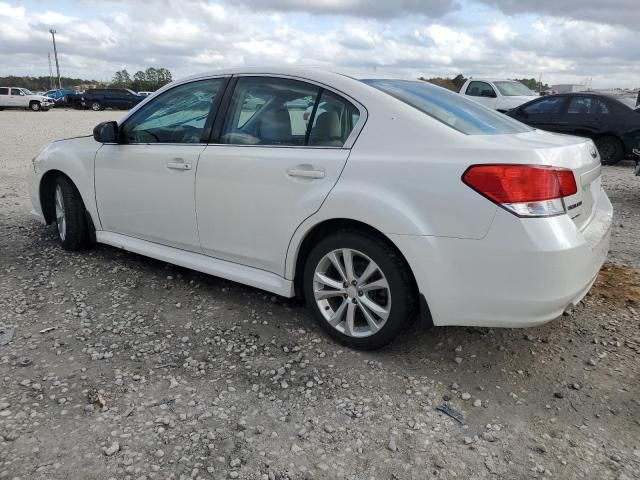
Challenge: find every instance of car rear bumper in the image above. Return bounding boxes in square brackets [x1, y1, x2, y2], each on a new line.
[390, 186, 613, 328]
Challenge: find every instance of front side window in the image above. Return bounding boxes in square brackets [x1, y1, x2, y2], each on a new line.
[121, 78, 223, 144]
[364, 79, 531, 135]
[567, 97, 594, 114]
[522, 97, 565, 115]
[11, 88, 22, 96]
[494, 81, 535, 97]
[465, 81, 495, 98]
[220, 77, 319, 146]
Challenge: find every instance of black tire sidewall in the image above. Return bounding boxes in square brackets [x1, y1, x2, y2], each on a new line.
[30, 102, 41, 111]
[303, 231, 415, 350]
[91, 102, 102, 111]
[55, 176, 88, 250]
[596, 136, 623, 165]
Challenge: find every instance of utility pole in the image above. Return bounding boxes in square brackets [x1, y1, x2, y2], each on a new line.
[49, 29, 62, 89]
[48, 52, 54, 90]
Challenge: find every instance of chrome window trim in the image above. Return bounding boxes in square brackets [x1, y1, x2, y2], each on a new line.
[116, 72, 368, 150]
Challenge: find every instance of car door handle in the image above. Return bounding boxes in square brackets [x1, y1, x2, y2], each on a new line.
[166, 161, 192, 171]
[286, 165, 325, 179]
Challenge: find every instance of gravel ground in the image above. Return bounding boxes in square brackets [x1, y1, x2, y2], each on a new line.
[1, 109, 639, 480]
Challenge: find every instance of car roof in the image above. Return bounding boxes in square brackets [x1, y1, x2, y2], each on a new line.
[466, 78, 522, 83]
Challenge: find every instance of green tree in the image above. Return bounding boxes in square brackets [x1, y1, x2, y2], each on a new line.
[514, 78, 549, 92]
[111, 69, 132, 88]
[132, 70, 147, 91]
[128, 67, 173, 92]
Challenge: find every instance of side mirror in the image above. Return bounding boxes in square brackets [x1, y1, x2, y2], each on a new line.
[93, 121, 119, 143]
[481, 90, 497, 98]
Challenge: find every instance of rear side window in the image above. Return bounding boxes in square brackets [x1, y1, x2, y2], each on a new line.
[567, 97, 594, 114]
[522, 97, 565, 115]
[465, 81, 495, 97]
[220, 77, 319, 146]
[0, 88, 8, 95]
[597, 101, 610, 115]
[363, 79, 531, 135]
[307, 90, 360, 147]
[220, 77, 360, 147]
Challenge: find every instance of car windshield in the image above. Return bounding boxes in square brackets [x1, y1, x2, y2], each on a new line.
[22, 89, 34, 95]
[362, 79, 532, 135]
[494, 81, 535, 97]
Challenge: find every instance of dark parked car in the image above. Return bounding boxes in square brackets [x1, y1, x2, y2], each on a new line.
[72, 88, 145, 111]
[508, 93, 640, 165]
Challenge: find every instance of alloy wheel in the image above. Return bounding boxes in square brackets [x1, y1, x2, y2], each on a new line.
[55, 185, 67, 241]
[313, 248, 391, 338]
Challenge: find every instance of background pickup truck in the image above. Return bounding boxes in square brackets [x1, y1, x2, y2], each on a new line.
[0, 87, 56, 111]
[459, 78, 539, 112]
[73, 88, 146, 111]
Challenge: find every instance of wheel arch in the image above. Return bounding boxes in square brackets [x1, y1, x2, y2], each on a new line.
[40, 169, 66, 224]
[39, 169, 96, 240]
[288, 217, 431, 324]
[595, 133, 627, 160]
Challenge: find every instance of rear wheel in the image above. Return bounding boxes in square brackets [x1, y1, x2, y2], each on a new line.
[30, 101, 41, 112]
[53, 176, 89, 250]
[91, 101, 103, 111]
[596, 135, 624, 165]
[303, 230, 417, 349]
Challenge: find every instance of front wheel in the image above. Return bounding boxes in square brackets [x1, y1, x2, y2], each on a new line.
[91, 101, 103, 111]
[53, 176, 89, 250]
[303, 231, 417, 349]
[30, 102, 41, 112]
[596, 135, 624, 165]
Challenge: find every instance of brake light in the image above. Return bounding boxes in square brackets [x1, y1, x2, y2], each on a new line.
[462, 164, 577, 217]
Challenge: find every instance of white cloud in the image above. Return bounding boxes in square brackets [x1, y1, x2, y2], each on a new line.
[0, 0, 638, 88]
[0, 2, 24, 19]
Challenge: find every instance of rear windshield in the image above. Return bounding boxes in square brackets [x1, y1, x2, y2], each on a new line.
[362, 79, 532, 135]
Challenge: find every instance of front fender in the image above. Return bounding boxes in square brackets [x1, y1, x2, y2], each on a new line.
[31, 136, 101, 228]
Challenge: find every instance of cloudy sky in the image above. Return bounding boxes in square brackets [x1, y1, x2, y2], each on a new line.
[1, 0, 638, 88]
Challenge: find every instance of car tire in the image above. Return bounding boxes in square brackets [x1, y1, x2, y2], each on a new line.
[303, 230, 418, 350]
[30, 101, 41, 112]
[91, 101, 103, 111]
[53, 176, 89, 250]
[596, 135, 624, 165]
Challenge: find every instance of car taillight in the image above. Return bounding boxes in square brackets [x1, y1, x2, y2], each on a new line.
[462, 164, 577, 217]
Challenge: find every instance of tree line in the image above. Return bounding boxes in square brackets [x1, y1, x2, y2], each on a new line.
[111, 68, 173, 92]
[0, 75, 100, 91]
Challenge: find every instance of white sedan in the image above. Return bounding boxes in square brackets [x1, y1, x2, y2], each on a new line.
[27, 67, 613, 349]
